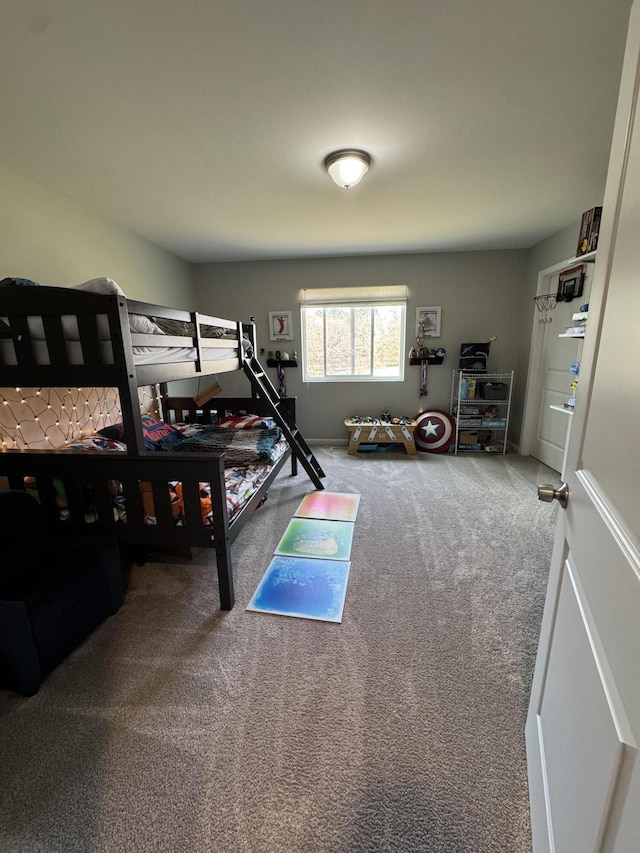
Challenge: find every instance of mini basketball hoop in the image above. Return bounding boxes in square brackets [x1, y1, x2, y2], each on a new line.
[534, 293, 557, 325]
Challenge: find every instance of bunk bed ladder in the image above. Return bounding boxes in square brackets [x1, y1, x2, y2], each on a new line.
[243, 356, 326, 490]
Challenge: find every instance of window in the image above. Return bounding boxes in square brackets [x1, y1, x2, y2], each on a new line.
[300, 286, 407, 382]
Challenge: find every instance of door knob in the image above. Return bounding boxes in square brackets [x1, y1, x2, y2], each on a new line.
[537, 481, 569, 509]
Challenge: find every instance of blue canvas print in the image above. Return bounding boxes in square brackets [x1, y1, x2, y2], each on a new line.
[246, 556, 351, 622]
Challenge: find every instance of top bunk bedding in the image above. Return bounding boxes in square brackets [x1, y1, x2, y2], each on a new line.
[0, 277, 254, 386]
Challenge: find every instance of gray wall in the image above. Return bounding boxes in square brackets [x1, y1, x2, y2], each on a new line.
[1, 155, 591, 449]
[509, 219, 583, 444]
[0, 162, 195, 305]
[194, 250, 529, 440]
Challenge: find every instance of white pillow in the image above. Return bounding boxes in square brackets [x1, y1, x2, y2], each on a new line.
[74, 279, 162, 335]
[129, 314, 163, 335]
[74, 277, 126, 296]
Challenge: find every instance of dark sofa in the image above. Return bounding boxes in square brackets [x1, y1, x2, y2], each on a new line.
[0, 490, 124, 696]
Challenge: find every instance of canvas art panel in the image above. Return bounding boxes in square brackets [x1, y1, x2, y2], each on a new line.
[246, 555, 351, 622]
[275, 517, 355, 561]
[294, 491, 361, 523]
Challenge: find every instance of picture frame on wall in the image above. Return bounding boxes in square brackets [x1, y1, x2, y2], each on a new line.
[269, 310, 293, 341]
[415, 306, 441, 338]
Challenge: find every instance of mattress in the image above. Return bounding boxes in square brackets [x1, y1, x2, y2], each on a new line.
[0, 338, 248, 366]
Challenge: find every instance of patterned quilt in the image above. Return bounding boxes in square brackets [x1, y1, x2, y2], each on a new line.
[156, 424, 283, 466]
[29, 428, 288, 526]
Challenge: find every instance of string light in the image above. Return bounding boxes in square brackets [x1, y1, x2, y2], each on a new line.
[1, 385, 154, 449]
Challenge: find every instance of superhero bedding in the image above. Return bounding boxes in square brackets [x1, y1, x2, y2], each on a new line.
[28, 416, 287, 527]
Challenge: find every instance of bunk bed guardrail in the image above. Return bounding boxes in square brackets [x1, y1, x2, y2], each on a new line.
[0, 444, 291, 611]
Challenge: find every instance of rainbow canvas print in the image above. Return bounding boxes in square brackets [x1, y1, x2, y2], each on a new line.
[274, 517, 354, 562]
[246, 556, 351, 622]
[294, 491, 361, 523]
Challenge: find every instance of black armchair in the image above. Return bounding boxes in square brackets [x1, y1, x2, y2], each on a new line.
[0, 490, 124, 696]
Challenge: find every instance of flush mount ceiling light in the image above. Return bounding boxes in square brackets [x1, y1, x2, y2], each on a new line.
[324, 149, 371, 189]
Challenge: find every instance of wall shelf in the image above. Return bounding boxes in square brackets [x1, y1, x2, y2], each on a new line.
[409, 356, 444, 365]
[267, 359, 297, 368]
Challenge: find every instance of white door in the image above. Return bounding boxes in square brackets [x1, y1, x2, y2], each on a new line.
[529, 291, 585, 473]
[526, 4, 640, 852]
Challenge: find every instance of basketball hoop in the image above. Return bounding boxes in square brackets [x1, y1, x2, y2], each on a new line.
[534, 293, 557, 324]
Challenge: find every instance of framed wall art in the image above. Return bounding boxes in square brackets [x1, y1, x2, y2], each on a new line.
[415, 306, 441, 338]
[269, 311, 293, 341]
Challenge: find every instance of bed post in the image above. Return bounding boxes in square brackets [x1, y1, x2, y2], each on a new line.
[210, 455, 234, 610]
[113, 296, 147, 454]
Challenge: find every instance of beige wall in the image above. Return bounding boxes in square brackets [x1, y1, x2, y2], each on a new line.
[0, 162, 194, 306]
[194, 250, 529, 440]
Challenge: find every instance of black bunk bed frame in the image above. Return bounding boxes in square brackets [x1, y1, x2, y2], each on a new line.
[0, 285, 312, 610]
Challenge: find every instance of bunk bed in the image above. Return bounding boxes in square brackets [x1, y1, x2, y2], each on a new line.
[0, 279, 310, 610]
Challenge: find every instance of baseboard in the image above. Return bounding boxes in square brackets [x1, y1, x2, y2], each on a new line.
[307, 438, 348, 446]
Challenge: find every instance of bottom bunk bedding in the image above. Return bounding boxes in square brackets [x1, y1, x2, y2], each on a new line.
[22, 419, 288, 527]
[0, 401, 300, 611]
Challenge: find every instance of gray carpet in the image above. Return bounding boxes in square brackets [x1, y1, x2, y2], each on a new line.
[0, 448, 559, 853]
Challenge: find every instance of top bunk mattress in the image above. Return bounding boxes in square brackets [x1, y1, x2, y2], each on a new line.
[0, 339, 248, 367]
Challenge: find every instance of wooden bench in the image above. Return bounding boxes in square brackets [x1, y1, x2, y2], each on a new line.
[344, 419, 417, 456]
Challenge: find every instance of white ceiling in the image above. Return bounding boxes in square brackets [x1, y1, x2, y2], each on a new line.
[0, 0, 633, 263]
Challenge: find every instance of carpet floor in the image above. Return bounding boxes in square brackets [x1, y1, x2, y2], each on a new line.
[0, 448, 559, 853]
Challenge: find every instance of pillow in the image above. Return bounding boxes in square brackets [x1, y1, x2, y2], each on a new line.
[74, 277, 126, 296]
[217, 414, 276, 429]
[98, 416, 181, 450]
[0, 277, 41, 287]
[73, 280, 163, 335]
[128, 314, 164, 335]
[96, 423, 125, 441]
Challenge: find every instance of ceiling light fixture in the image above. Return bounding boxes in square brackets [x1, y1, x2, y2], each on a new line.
[324, 149, 371, 189]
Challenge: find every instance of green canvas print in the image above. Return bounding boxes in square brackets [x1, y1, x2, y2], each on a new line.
[274, 517, 354, 562]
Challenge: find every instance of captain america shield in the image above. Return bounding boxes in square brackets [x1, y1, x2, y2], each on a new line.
[414, 410, 455, 453]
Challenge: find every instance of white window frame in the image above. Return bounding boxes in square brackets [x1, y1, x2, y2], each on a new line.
[300, 289, 406, 383]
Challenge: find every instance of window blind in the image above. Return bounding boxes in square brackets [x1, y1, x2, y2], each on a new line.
[300, 285, 408, 305]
